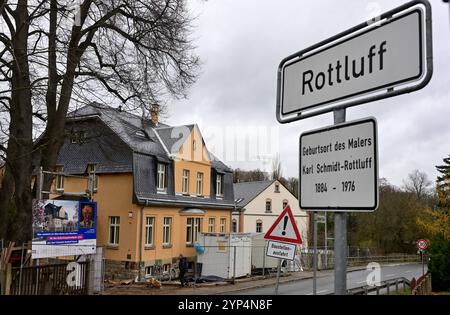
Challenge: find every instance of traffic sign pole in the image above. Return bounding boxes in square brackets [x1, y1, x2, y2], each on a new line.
[313, 211, 318, 295]
[275, 259, 281, 295]
[334, 108, 347, 295]
[421, 251, 425, 276]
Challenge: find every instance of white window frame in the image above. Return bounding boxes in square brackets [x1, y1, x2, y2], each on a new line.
[196, 172, 203, 196]
[55, 166, 64, 191]
[145, 217, 155, 247]
[186, 218, 193, 244]
[220, 218, 226, 233]
[216, 174, 223, 197]
[187, 217, 202, 244]
[182, 169, 190, 194]
[163, 217, 172, 246]
[108, 216, 120, 246]
[87, 164, 98, 192]
[194, 218, 201, 242]
[208, 218, 215, 233]
[157, 163, 167, 192]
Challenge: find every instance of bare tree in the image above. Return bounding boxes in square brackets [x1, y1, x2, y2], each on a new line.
[271, 153, 282, 181]
[0, 0, 200, 242]
[403, 169, 432, 201]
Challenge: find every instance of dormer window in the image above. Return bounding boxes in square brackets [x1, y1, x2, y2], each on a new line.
[196, 172, 204, 196]
[182, 169, 190, 194]
[55, 166, 64, 192]
[71, 131, 87, 144]
[87, 164, 98, 192]
[135, 130, 146, 138]
[216, 174, 224, 197]
[157, 163, 167, 192]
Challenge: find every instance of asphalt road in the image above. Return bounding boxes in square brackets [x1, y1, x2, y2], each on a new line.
[233, 263, 426, 295]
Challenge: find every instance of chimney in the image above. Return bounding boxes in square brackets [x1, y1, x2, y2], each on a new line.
[150, 104, 160, 126]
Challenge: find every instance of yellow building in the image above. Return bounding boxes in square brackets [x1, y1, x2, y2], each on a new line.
[47, 104, 235, 279]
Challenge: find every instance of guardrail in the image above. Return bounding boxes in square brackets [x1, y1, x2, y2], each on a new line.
[301, 254, 420, 271]
[346, 255, 420, 266]
[343, 277, 411, 295]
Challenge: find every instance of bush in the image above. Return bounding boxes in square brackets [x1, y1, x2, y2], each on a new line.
[428, 234, 450, 291]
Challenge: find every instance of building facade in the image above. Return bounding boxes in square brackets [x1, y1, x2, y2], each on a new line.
[40, 104, 235, 279]
[233, 180, 309, 246]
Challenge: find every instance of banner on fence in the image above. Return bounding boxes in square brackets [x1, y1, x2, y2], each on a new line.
[31, 199, 97, 259]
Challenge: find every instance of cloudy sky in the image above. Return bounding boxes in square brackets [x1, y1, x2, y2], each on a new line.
[166, 0, 450, 188]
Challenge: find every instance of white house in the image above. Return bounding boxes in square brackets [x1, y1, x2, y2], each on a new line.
[232, 180, 309, 247]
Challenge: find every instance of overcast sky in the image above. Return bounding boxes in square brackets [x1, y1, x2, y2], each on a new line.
[166, 0, 450, 188]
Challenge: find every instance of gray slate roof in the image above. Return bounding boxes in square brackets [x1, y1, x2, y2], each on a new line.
[67, 103, 232, 173]
[67, 103, 169, 159]
[59, 103, 235, 208]
[233, 180, 275, 208]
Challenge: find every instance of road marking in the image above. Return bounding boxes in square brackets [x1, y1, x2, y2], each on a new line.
[357, 281, 367, 284]
[405, 270, 412, 273]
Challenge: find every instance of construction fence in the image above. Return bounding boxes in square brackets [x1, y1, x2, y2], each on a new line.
[0, 243, 105, 295]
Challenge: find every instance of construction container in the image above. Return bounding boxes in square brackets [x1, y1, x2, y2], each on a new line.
[249, 233, 279, 271]
[196, 233, 252, 279]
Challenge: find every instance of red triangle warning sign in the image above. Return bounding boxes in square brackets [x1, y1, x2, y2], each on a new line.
[264, 205, 302, 244]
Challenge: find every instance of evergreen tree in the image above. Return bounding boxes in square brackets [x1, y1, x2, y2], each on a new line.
[436, 155, 450, 208]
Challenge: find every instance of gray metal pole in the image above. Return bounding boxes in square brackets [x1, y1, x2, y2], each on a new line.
[324, 212, 328, 269]
[233, 246, 236, 284]
[275, 258, 281, 295]
[262, 244, 266, 276]
[275, 259, 281, 295]
[313, 211, 318, 295]
[421, 251, 425, 276]
[334, 109, 347, 295]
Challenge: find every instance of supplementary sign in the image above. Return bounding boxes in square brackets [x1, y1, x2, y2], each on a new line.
[264, 205, 303, 244]
[299, 117, 378, 211]
[266, 241, 297, 261]
[417, 239, 428, 251]
[276, 0, 433, 123]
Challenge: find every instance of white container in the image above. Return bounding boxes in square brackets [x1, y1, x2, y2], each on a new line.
[196, 233, 252, 279]
[249, 233, 279, 270]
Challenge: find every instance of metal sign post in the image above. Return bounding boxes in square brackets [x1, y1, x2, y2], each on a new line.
[264, 206, 303, 295]
[313, 211, 318, 295]
[421, 251, 425, 276]
[416, 239, 428, 276]
[334, 109, 347, 295]
[275, 259, 282, 295]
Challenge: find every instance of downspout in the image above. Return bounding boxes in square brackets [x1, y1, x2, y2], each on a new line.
[138, 206, 144, 282]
